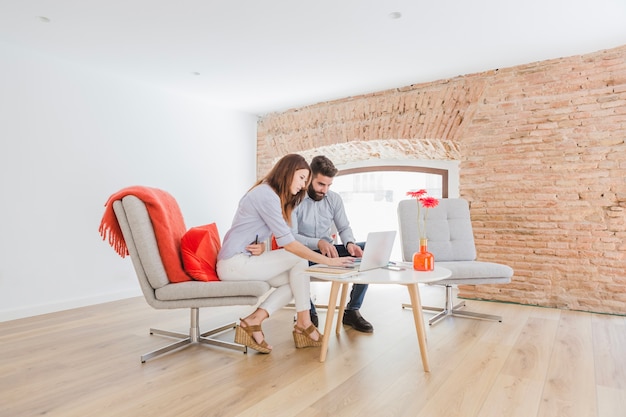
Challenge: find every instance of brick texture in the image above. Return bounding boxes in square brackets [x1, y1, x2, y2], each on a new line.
[257, 45, 626, 315]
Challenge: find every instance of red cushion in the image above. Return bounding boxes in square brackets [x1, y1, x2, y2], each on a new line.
[180, 223, 221, 281]
[270, 235, 282, 250]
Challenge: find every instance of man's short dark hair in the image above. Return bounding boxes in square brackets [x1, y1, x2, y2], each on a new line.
[310, 155, 338, 178]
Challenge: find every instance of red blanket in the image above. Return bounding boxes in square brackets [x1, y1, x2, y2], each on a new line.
[99, 186, 191, 283]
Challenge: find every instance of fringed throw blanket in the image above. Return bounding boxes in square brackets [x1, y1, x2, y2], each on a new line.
[99, 185, 191, 283]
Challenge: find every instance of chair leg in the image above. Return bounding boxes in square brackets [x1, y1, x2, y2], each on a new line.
[141, 337, 192, 363]
[286, 302, 329, 310]
[140, 308, 247, 363]
[402, 285, 503, 326]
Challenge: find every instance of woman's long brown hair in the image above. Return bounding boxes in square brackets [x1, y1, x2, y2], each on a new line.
[254, 154, 310, 224]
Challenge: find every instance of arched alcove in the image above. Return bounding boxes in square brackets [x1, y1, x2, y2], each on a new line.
[271, 140, 461, 261]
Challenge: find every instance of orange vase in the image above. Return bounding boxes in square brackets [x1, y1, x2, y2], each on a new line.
[413, 238, 434, 271]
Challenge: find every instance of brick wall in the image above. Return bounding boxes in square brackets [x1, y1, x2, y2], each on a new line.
[257, 45, 626, 315]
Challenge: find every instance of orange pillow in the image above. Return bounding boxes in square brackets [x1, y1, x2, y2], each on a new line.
[180, 223, 221, 281]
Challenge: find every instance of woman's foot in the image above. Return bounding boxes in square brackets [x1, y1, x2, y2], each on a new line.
[234, 317, 272, 353]
[294, 321, 320, 341]
[241, 318, 272, 348]
[293, 324, 324, 349]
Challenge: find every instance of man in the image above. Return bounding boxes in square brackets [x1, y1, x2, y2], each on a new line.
[291, 155, 373, 333]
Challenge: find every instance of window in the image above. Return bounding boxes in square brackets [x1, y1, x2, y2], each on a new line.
[331, 166, 450, 261]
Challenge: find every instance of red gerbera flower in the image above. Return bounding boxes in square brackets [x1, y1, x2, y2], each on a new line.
[406, 189, 427, 199]
[420, 196, 439, 209]
[407, 190, 439, 239]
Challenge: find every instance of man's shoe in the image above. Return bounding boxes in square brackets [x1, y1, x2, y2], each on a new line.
[342, 310, 373, 333]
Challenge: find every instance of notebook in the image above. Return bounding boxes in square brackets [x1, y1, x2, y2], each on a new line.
[306, 230, 397, 277]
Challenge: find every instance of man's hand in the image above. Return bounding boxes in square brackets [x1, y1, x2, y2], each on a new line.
[317, 240, 339, 258]
[346, 242, 364, 257]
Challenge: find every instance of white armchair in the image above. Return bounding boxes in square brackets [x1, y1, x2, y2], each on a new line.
[107, 189, 270, 362]
[397, 198, 513, 325]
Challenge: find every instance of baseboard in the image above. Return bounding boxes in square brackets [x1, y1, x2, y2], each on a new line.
[0, 289, 143, 322]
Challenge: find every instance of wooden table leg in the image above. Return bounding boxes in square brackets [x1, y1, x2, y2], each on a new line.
[335, 283, 349, 334]
[407, 283, 430, 372]
[320, 281, 341, 362]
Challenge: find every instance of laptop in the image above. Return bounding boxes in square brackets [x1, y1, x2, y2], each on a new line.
[306, 230, 397, 277]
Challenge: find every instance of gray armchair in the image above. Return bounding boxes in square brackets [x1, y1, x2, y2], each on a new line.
[397, 198, 513, 325]
[111, 191, 270, 362]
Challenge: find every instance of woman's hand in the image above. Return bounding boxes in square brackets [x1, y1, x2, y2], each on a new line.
[326, 256, 356, 268]
[246, 242, 266, 256]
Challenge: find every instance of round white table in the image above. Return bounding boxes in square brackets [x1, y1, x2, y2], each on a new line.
[310, 264, 451, 372]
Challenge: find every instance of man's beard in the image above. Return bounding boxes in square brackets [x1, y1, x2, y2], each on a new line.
[308, 186, 325, 201]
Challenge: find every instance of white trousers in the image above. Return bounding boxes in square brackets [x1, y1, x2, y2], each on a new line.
[217, 249, 310, 316]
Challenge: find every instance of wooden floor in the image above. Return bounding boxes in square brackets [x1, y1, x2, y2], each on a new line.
[1, 283, 625, 417]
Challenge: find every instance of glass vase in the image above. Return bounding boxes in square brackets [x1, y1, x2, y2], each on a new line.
[413, 238, 434, 271]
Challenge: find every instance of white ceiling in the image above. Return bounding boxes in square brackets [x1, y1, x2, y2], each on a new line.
[2, 0, 626, 116]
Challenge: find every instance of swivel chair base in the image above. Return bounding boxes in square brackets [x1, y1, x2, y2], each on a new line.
[141, 307, 247, 363]
[402, 284, 502, 326]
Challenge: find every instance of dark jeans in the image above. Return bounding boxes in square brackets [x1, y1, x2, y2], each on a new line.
[310, 242, 368, 315]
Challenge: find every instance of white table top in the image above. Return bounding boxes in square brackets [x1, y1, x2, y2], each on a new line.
[310, 263, 451, 285]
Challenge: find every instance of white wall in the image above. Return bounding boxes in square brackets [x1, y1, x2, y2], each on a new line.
[0, 43, 258, 321]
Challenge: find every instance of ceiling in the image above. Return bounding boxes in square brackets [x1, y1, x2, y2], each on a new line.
[2, 0, 626, 116]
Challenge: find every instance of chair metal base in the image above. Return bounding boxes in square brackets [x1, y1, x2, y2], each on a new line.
[141, 307, 247, 363]
[402, 284, 502, 326]
[286, 303, 329, 310]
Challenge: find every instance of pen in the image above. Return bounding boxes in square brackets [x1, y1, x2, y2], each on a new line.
[254, 235, 258, 244]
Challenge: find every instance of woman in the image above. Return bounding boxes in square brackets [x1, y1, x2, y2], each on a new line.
[217, 154, 354, 353]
